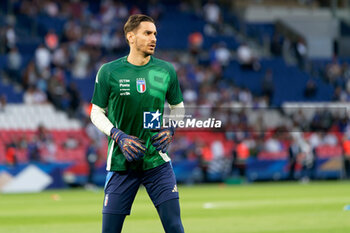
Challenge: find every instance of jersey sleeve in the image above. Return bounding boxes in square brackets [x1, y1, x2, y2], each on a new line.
[166, 63, 183, 105]
[91, 64, 110, 108]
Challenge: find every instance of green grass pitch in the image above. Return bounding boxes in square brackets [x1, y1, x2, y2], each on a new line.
[1, 181, 350, 233]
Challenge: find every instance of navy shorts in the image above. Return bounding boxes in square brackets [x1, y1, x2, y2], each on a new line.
[103, 162, 179, 215]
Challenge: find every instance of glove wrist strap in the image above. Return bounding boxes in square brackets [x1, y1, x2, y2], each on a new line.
[110, 127, 123, 142]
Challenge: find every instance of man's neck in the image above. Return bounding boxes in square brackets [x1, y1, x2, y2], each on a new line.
[127, 51, 151, 66]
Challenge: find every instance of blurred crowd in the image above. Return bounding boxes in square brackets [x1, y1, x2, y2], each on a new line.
[321, 59, 350, 102]
[0, 1, 270, 125]
[1, 1, 350, 181]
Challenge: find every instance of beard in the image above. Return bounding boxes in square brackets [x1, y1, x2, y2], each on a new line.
[139, 46, 155, 57]
[143, 49, 154, 56]
[135, 40, 155, 57]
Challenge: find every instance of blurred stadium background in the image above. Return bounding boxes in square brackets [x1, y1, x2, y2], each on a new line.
[0, 0, 350, 232]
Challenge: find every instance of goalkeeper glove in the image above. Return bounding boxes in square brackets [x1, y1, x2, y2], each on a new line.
[110, 127, 147, 162]
[151, 123, 175, 153]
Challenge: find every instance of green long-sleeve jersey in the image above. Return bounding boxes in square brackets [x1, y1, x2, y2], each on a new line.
[91, 56, 183, 171]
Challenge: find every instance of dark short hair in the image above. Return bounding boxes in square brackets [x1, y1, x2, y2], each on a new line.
[124, 14, 155, 44]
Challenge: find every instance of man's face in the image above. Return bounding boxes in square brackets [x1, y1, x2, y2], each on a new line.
[129, 22, 157, 56]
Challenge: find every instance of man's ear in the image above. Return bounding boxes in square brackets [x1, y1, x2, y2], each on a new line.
[127, 32, 135, 44]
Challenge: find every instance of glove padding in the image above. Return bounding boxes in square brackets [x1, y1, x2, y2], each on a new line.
[110, 128, 147, 162]
[151, 125, 175, 153]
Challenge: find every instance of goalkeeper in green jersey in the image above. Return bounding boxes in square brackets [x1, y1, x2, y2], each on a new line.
[90, 14, 185, 233]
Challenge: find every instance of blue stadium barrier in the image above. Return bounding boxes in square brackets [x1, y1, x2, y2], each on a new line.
[0, 156, 343, 189]
[246, 157, 342, 182]
[172, 160, 199, 183]
[0, 162, 71, 189]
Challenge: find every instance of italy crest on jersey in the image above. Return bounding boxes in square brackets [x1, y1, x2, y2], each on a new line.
[136, 79, 146, 93]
